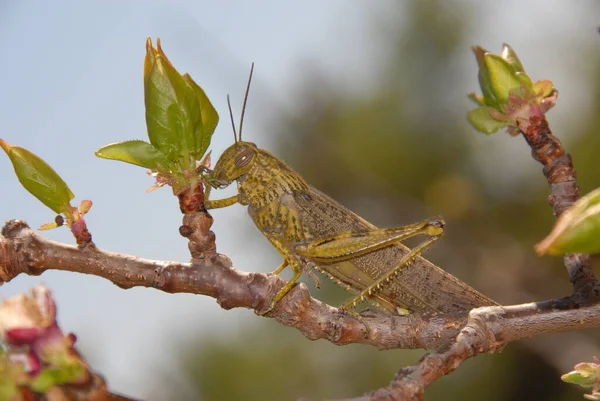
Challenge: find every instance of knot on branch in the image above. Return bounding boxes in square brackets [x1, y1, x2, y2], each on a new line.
[1, 220, 34, 283]
[464, 307, 506, 353]
[1, 219, 30, 238]
[181, 211, 217, 258]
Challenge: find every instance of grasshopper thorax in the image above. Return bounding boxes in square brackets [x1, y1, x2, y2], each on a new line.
[212, 141, 259, 186]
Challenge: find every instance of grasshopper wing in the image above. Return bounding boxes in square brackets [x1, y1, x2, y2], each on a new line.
[292, 187, 497, 314]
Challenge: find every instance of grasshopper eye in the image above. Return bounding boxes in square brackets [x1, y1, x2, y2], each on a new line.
[234, 148, 255, 168]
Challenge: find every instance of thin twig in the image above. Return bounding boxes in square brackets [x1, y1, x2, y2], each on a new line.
[518, 114, 598, 295]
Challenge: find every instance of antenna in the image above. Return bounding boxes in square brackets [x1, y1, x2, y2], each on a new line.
[238, 62, 254, 141]
[226, 94, 238, 143]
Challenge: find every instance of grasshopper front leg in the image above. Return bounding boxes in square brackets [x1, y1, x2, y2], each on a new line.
[258, 258, 303, 316]
[204, 186, 300, 315]
[203, 182, 239, 210]
[255, 198, 314, 315]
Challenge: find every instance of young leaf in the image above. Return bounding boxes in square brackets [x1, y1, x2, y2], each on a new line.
[39, 221, 60, 230]
[95, 140, 171, 171]
[467, 106, 508, 134]
[472, 46, 498, 108]
[183, 73, 219, 158]
[561, 361, 600, 401]
[144, 38, 210, 167]
[501, 43, 525, 73]
[144, 42, 188, 161]
[485, 54, 521, 103]
[536, 188, 600, 255]
[561, 363, 599, 388]
[533, 80, 554, 97]
[515, 72, 533, 90]
[0, 139, 74, 214]
[78, 200, 92, 215]
[30, 364, 86, 392]
[467, 92, 485, 106]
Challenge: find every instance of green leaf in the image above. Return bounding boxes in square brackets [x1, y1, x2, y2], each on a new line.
[30, 368, 67, 392]
[515, 72, 533, 90]
[533, 80, 554, 97]
[0, 139, 74, 214]
[501, 43, 525, 73]
[467, 92, 485, 106]
[561, 363, 600, 388]
[39, 221, 60, 230]
[144, 51, 190, 162]
[30, 369, 57, 392]
[536, 188, 600, 255]
[472, 46, 498, 108]
[95, 140, 171, 171]
[183, 73, 219, 158]
[30, 362, 86, 392]
[467, 107, 508, 134]
[144, 38, 217, 169]
[562, 370, 596, 387]
[485, 54, 521, 103]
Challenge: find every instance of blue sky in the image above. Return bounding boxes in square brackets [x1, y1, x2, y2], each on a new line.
[1, 1, 599, 398]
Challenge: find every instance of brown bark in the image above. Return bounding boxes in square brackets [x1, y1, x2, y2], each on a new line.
[520, 115, 598, 296]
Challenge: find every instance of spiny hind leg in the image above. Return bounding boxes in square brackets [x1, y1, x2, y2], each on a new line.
[294, 217, 445, 263]
[340, 226, 444, 311]
[289, 216, 444, 312]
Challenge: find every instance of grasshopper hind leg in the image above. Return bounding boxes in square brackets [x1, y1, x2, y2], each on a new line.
[340, 228, 443, 312]
[292, 216, 445, 314]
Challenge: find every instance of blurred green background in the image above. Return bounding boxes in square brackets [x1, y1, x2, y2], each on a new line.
[2, 1, 600, 400]
[152, 2, 600, 400]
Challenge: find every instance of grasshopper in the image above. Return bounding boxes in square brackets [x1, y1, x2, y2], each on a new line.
[203, 66, 497, 316]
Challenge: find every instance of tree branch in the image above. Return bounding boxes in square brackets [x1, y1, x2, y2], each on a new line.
[0, 218, 466, 351]
[2, 217, 600, 359]
[519, 114, 598, 295]
[339, 299, 600, 401]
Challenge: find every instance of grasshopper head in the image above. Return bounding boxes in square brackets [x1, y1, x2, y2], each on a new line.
[212, 141, 258, 187]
